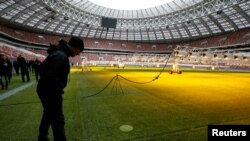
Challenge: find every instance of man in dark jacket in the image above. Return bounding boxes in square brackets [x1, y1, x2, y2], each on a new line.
[17, 54, 30, 82]
[37, 37, 84, 141]
[13, 60, 20, 75]
[0, 54, 5, 89]
[2, 55, 12, 89]
[33, 58, 42, 81]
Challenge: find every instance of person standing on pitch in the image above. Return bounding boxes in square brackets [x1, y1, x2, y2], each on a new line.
[37, 37, 84, 141]
[17, 54, 30, 82]
[33, 58, 42, 82]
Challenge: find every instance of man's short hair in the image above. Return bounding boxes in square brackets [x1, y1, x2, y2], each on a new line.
[68, 37, 84, 51]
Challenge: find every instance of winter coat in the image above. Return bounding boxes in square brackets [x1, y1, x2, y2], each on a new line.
[37, 40, 71, 95]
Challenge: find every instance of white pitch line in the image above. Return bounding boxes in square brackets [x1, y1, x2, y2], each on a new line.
[0, 81, 36, 101]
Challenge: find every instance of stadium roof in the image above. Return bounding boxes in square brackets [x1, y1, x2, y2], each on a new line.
[85, 0, 174, 10]
[0, 0, 250, 42]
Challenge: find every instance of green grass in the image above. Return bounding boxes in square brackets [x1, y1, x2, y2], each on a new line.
[0, 73, 35, 95]
[1, 67, 250, 141]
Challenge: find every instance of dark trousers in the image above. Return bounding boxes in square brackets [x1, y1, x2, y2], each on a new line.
[38, 92, 67, 141]
[3, 75, 9, 89]
[7, 72, 12, 83]
[14, 67, 20, 75]
[35, 70, 40, 81]
[0, 75, 8, 89]
[21, 69, 30, 82]
[0, 76, 4, 89]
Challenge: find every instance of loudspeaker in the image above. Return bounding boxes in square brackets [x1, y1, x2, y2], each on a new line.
[101, 17, 117, 29]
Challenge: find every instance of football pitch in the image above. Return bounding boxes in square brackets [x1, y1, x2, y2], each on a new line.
[0, 67, 250, 141]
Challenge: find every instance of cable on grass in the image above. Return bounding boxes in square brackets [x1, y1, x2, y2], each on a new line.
[0, 101, 40, 107]
[0, 98, 74, 107]
[81, 75, 118, 99]
[81, 51, 174, 99]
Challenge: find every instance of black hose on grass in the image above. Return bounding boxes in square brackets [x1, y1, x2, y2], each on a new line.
[0, 101, 40, 107]
[81, 75, 118, 99]
[0, 98, 74, 107]
[81, 51, 174, 99]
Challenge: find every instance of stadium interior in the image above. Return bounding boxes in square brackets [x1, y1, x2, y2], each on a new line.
[0, 0, 250, 141]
